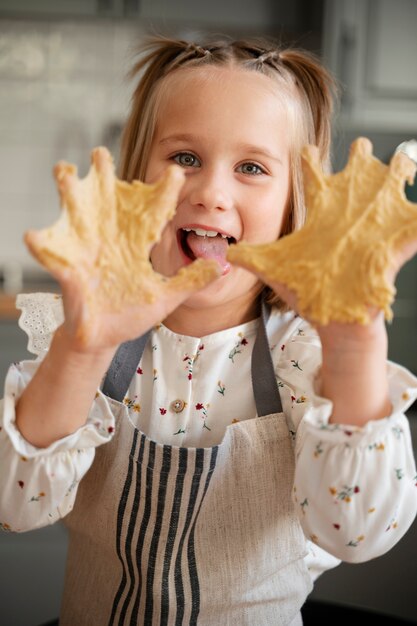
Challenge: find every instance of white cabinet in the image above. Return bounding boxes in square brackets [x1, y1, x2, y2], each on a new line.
[323, 0, 417, 131]
[0, 0, 125, 17]
[139, 0, 274, 30]
[0, 0, 297, 31]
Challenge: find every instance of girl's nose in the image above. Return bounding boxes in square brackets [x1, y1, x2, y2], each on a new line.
[187, 169, 234, 212]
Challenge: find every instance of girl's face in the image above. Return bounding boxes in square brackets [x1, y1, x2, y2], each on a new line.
[146, 65, 292, 324]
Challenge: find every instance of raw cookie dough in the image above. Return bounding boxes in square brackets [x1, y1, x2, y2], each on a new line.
[25, 147, 218, 339]
[227, 137, 417, 325]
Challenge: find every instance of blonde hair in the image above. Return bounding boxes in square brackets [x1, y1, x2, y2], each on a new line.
[119, 36, 338, 307]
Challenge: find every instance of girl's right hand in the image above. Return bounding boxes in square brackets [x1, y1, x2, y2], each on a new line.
[24, 148, 221, 354]
[16, 150, 221, 448]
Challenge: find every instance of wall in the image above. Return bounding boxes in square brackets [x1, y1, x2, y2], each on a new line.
[0, 17, 143, 283]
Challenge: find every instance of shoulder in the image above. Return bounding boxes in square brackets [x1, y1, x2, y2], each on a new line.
[16, 292, 64, 356]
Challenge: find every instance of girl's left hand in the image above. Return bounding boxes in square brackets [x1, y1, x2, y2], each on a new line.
[228, 138, 417, 328]
[227, 138, 417, 426]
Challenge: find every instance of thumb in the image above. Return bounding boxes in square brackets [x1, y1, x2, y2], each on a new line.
[166, 258, 222, 296]
[129, 259, 222, 338]
[227, 242, 299, 310]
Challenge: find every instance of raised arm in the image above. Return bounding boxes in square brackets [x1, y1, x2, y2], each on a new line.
[228, 137, 417, 426]
[16, 147, 220, 448]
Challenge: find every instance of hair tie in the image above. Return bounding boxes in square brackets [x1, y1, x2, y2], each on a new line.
[257, 50, 279, 65]
[186, 43, 211, 58]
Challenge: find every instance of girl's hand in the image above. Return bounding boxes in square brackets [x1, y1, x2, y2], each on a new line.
[228, 138, 417, 425]
[24, 148, 221, 353]
[228, 137, 417, 327]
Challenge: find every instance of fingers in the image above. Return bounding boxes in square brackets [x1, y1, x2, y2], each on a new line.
[390, 150, 416, 185]
[91, 146, 114, 173]
[301, 145, 325, 196]
[144, 165, 186, 246]
[54, 163, 86, 231]
[227, 241, 277, 279]
[91, 146, 116, 201]
[53, 162, 78, 208]
[166, 258, 221, 294]
[24, 229, 61, 275]
[53, 161, 87, 233]
[388, 237, 417, 285]
[24, 229, 42, 260]
[54, 148, 116, 235]
[350, 136, 373, 158]
[155, 164, 186, 201]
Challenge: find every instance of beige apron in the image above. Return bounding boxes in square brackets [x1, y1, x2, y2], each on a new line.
[60, 305, 312, 625]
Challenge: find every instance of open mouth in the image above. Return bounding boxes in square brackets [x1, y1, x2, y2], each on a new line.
[178, 227, 237, 263]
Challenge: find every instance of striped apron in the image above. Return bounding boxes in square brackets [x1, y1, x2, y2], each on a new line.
[60, 304, 312, 625]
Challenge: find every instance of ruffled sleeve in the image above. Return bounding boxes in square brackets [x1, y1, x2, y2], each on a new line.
[274, 317, 417, 563]
[16, 292, 65, 356]
[0, 293, 120, 533]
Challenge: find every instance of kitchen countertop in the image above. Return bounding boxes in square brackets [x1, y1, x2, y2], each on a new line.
[0, 293, 20, 319]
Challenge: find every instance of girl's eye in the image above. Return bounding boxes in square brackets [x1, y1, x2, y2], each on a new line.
[237, 162, 265, 176]
[173, 152, 201, 168]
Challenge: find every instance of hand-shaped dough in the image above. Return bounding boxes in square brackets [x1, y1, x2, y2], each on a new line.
[227, 137, 417, 324]
[25, 147, 219, 340]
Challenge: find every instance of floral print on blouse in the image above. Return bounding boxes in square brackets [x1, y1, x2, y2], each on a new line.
[0, 293, 417, 579]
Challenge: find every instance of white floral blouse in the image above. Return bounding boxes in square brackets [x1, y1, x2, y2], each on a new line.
[1, 293, 417, 582]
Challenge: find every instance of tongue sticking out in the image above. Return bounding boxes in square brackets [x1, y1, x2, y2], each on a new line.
[186, 232, 231, 273]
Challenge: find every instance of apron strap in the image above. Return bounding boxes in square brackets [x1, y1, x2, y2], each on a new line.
[251, 301, 283, 416]
[101, 333, 150, 402]
[253, 302, 295, 441]
[102, 300, 293, 437]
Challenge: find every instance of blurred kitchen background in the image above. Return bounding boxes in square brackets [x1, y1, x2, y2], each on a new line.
[0, 0, 416, 624]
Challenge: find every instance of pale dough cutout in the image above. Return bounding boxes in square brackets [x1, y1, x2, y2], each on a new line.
[24, 147, 219, 340]
[227, 137, 417, 325]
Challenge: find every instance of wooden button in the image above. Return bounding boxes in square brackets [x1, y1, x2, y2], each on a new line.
[170, 399, 186, 413]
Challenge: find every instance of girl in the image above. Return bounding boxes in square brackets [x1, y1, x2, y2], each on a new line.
[1, 37, 417, 626]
